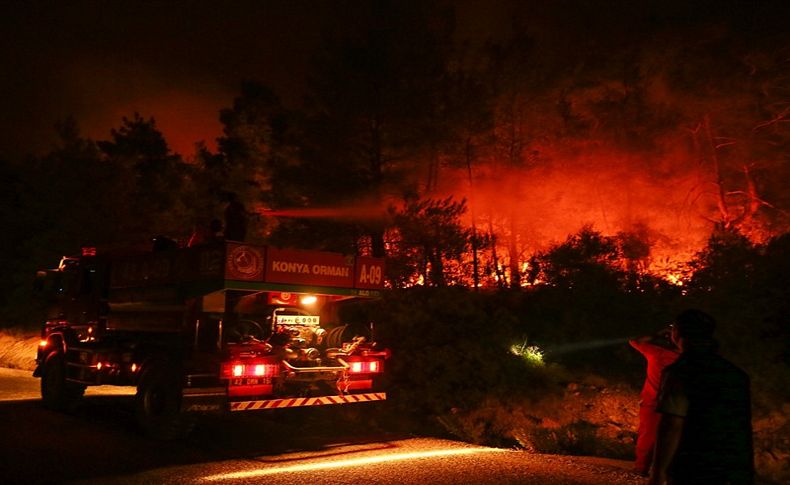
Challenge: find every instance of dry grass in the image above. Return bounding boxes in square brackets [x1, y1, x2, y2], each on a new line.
[0, 330, 39, 371]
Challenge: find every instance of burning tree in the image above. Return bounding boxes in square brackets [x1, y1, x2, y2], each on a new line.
[387, 196, 472, 287]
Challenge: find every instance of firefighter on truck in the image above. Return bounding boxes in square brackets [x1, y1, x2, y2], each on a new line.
[33, 242, 389, 439]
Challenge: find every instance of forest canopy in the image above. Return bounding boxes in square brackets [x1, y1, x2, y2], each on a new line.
[0, 0, 788, 321]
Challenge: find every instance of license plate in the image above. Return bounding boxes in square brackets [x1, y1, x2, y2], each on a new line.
[232, 377, 272, 386]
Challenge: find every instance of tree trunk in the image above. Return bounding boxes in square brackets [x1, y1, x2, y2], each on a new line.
[369, 115, 386, 257]
[508, 210, 521, 288]
[703, 115, 732, 228]
[465, 136, 479, 290]
[489, 218, 506, 287]
[428, 249, 445, 287]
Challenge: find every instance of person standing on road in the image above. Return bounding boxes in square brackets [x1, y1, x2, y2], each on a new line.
[649, 309, 754, 485]
[629, 327, 680, 476]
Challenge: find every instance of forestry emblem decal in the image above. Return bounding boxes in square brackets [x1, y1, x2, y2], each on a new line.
[226, 245, 263, 280]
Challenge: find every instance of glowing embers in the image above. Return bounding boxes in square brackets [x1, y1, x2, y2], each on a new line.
[664, 272, 685, 286]
[201, 446, 505, 481]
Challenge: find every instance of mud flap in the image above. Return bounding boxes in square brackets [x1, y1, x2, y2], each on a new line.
[181, 387, 227, 414]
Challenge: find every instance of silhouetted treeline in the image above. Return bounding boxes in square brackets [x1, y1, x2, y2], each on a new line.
[1, 0, 788, 324]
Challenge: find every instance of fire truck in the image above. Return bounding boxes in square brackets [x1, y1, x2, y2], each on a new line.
[33, 241, 388, 439]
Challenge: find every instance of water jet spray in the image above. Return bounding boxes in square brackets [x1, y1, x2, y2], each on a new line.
[258, 205, 388, 221]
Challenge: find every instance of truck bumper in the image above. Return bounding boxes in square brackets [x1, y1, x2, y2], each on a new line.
[229, 392, 386, 411]
[181, 388, 387, 413]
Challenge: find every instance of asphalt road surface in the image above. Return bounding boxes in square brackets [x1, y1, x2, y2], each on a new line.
[0, 368, 644, 484]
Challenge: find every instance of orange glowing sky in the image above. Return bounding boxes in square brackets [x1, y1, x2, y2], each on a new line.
[1, 0, 784, 272]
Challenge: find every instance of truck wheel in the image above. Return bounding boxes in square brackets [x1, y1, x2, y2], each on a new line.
[135, 367, 194, 440]
[41, 353, 85, 412]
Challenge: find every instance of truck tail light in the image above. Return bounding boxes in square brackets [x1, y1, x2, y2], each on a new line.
[348, 360, 382, 374]
[222, 361, 279, 379]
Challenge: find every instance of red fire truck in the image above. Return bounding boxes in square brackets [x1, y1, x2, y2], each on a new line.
[33, 242, 388, 439]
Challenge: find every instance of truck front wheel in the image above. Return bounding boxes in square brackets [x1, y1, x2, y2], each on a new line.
[41, 353, 85, 412]
[135, 367, 194, 440]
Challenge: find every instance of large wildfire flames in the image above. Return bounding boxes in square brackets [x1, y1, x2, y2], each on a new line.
[445, 152, 714, 286]
[257, 143, 784, 288]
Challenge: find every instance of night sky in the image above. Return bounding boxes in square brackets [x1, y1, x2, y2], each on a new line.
[0, 0, 499, 158]
[1, 1, 334, 158]
[1, 0, 786, 160]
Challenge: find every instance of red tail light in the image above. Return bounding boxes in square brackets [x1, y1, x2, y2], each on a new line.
[222, 361, 279, 379]
[348, 360, 383, 374]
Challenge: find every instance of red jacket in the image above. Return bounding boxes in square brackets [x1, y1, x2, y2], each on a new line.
[629, 340, 679, 406]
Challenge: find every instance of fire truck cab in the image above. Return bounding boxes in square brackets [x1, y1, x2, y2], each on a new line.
[33, 242, 388, 439]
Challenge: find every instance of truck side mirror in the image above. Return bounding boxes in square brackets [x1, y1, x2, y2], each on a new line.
[33, 270, 61, 301]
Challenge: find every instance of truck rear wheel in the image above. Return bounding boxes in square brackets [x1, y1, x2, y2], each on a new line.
[135, 366, 194, 440]
[41, 353, 85, 412]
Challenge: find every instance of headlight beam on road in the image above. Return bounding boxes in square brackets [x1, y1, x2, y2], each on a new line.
[202, 447, 506, 481]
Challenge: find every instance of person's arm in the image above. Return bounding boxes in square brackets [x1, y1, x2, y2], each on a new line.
[630, 328, 673, 350]
[630, 334, 652, 344]
[629, 335, 652, 353]
[648, 413, 684, 485]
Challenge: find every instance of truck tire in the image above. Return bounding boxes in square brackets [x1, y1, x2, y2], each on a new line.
[41, 353, 85, 412]
[135, 366, 194, 440]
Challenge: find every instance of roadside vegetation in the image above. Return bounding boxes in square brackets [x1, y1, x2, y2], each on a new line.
[343, 230, 789, 483]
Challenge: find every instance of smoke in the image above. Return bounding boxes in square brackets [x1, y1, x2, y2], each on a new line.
[432, 143, 717, 276]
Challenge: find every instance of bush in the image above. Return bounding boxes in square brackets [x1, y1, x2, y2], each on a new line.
[372, 287, 541, 416]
